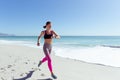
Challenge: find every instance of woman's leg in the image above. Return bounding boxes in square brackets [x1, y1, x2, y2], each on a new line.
[39, 51, 53, 73]
[46, 54, 52, 73]
[38, 45, 48, 67]
[41, 56, 47, 63]
[38, 55, 48, 67]
[46, 51, 57, 79]
[40, 44, 49, 64]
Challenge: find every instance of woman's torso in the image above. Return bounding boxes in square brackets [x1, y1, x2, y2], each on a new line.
[43, 30, 53, 44]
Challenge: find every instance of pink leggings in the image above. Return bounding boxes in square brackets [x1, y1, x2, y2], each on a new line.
[41, 54, 52, 73]
[41, 43, 52, 73]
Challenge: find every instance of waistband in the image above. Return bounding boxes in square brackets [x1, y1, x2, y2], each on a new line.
[44, 43, 52, 46]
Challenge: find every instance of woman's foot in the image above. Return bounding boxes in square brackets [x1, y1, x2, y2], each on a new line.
[51, 73, 57, 79]
[38, 61, 42, 67]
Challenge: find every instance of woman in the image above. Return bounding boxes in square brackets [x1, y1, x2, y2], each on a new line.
[37, 21, 60, 79]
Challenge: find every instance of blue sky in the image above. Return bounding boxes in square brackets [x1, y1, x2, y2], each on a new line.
[0, 0, 120, 36]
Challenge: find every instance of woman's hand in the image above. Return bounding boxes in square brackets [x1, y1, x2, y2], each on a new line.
[52, 30, 60, 39]
[37, 42, 40, 46]
[55, 35, 60, 39]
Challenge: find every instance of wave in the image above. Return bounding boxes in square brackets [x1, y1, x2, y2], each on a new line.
[0, 40, 26, 44]
[0, 39, 34, 45]
[54, 46, 120, 67]
[102, 45, 120, 48]
[0, 39, 43, 49]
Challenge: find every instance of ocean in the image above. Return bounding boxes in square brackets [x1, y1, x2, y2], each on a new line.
[0, 36, 120, 67]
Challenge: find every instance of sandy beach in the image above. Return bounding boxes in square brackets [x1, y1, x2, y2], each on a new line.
[0, 44, 120, 80]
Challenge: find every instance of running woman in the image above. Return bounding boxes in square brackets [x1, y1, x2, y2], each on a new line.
[37, 21, 60, 79]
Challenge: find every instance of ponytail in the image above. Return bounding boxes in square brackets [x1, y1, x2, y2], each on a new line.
[43, 26, 46, 29]
[43, 21, 51, 29]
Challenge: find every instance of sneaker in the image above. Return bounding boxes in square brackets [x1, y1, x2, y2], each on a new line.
[51, 73, 57, 79]
[38, 61, 42, 67]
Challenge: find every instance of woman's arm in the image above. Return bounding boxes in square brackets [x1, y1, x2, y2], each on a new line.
[37, 31, 44, 46]
[52, 30, 60, 39]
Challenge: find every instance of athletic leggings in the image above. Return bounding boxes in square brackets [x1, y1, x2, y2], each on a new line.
[41, 43, 52, 73]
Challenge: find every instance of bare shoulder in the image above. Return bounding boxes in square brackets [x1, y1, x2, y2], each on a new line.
[41, 30, 45, 34]
[51, 30, 55, 33]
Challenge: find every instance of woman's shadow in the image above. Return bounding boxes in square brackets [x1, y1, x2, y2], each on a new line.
[13, 70, 53, 80]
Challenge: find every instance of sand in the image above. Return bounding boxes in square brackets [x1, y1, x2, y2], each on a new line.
[0, 44, 120, 80]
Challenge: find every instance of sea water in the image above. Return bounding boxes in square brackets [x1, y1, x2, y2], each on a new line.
[0, 36, 120, 67]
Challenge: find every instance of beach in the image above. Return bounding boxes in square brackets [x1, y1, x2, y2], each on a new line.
[0, 43, 120, 80]
[1, 0, 120, 79]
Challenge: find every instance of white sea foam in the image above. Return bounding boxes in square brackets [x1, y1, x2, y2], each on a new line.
[0, 40, 26, 44]
[54, 46, 120, 67]
[0, 39, 42, 49]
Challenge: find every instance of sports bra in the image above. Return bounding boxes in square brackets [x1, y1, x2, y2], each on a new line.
[44, 30, 53, 39]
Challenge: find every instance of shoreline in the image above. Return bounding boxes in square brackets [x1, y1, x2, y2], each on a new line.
[0, 44, 120, 80]
[1, 42, 120, 68]
[2, 43, 119, 68]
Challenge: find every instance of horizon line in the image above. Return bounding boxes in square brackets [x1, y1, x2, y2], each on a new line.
[15, 34, 120, 36]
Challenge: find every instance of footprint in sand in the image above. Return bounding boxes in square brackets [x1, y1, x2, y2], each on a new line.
[7, 65, 12, 68]
[31, 68, 39, 71]
[24, 62, 28, 64]
[41, 73, 45, 76]
[0, 68, 4, 73]
[39, 69, 41, 71]
[0, 68, 6, 72]
[25, 72, 29, 75]
[11, 69, 15, 72]
[1, 77, 5, 80]
[33, 62, 37, 65]
[0, 68, 4, 70]
[27, 60, 30, 62]
[20, 73, 24, 77]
